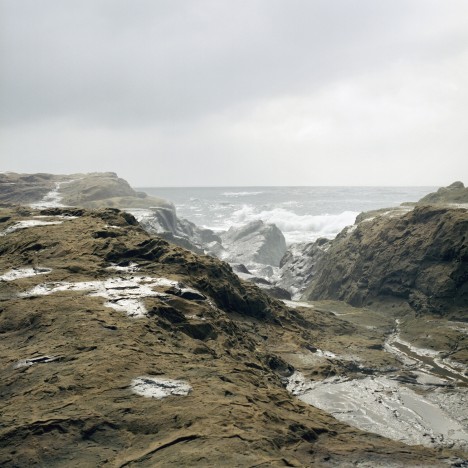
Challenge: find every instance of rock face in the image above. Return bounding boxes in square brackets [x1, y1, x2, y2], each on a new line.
[0, 172, 56, 204]
[0, 171, 220, 255]
[418, 181, 468, 205]
[277, 238, 331, 299]
[134, 206, 221, 254]
[220, 220, 287, 266]
[0, 206, 448, 467]
[303, 205, 468, 317]
[59, 172, 136, 204]
[0, 172, 171, 211]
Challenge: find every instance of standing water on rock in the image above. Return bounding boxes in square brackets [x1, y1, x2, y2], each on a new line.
[140, 186, 436, 244]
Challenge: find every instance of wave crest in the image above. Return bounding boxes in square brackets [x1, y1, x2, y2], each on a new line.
[230, 206, 358, 243]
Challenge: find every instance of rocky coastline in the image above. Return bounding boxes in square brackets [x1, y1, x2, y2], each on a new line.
[1, 172, 467, 466]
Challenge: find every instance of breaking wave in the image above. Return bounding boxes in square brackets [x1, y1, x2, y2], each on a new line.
[227, 205, 358, 244]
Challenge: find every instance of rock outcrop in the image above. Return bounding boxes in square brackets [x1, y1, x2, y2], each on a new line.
[0, 205, 449, 466]
[277, 238, 331, 299]
[220, 220, 287, 266]
[303, 205, 468, 317]
[0, 172, 171, 211]
[135, 206, 221, 255]
[0, 172, 56, 204]
[418, 181, 468, 205]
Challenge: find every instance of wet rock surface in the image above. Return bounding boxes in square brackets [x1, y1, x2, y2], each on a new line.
[303, 205, 468, 317]
[0, 206, 457, 467]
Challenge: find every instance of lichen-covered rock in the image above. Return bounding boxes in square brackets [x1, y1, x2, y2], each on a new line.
[303, 205, 468, 317]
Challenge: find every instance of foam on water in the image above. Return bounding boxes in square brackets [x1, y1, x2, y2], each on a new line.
[222, 191, 264, 197]
[140, 186, 437, 244]
[228, 205, 359, 243]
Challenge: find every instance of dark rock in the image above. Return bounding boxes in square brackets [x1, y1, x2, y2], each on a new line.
[260, 285, 292, 300]
[267, 355, 295, 377]
[418, 181, 468, 205]
[178, 322, 217, 341]
[303, 205, 468, 315]
[176, 288, 206, 301]
[231, 264, 251, 274]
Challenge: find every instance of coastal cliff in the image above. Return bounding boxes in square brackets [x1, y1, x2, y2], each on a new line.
[302, 205, 468, 318]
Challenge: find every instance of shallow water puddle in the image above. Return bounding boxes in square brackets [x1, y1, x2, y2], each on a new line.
[0, 267, 52, 282]
[131, 376, 192, 399]
[385, 321, 468, 383]
[288, 372, 468, 449]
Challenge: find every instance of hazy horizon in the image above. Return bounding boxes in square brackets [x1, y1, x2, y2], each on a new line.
[1, 1, 467, 186]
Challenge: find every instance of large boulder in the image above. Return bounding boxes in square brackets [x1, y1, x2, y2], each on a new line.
[303, 205, 468, 316]
[220, 220, 287, 266]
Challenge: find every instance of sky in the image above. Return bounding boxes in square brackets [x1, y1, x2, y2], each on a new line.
[1, 0, 467, 187]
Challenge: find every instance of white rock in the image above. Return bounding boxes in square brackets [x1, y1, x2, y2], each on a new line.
[131, 376, 192, 399]
[0, 220, 63, 236]
[0, 267, 52, 282]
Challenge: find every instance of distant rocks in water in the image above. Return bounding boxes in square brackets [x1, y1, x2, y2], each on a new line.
[220, 220, 287, 267]
[303, 205, 468, 317]
[418, 181, 468, 205]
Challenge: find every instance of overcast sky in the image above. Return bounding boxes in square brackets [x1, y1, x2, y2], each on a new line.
[1, 1, 467, 186]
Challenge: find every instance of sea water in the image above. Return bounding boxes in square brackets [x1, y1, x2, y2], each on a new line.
[140, 186, 435, 244]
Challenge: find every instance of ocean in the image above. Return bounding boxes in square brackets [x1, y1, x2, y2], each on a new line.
[139, 186, 436, 245]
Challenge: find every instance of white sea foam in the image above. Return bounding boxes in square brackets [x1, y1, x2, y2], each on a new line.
[223, 205, 358, 244]
[222, 191, 264, 197]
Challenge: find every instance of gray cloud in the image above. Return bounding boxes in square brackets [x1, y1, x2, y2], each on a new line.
[1, 0, 467, 185]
